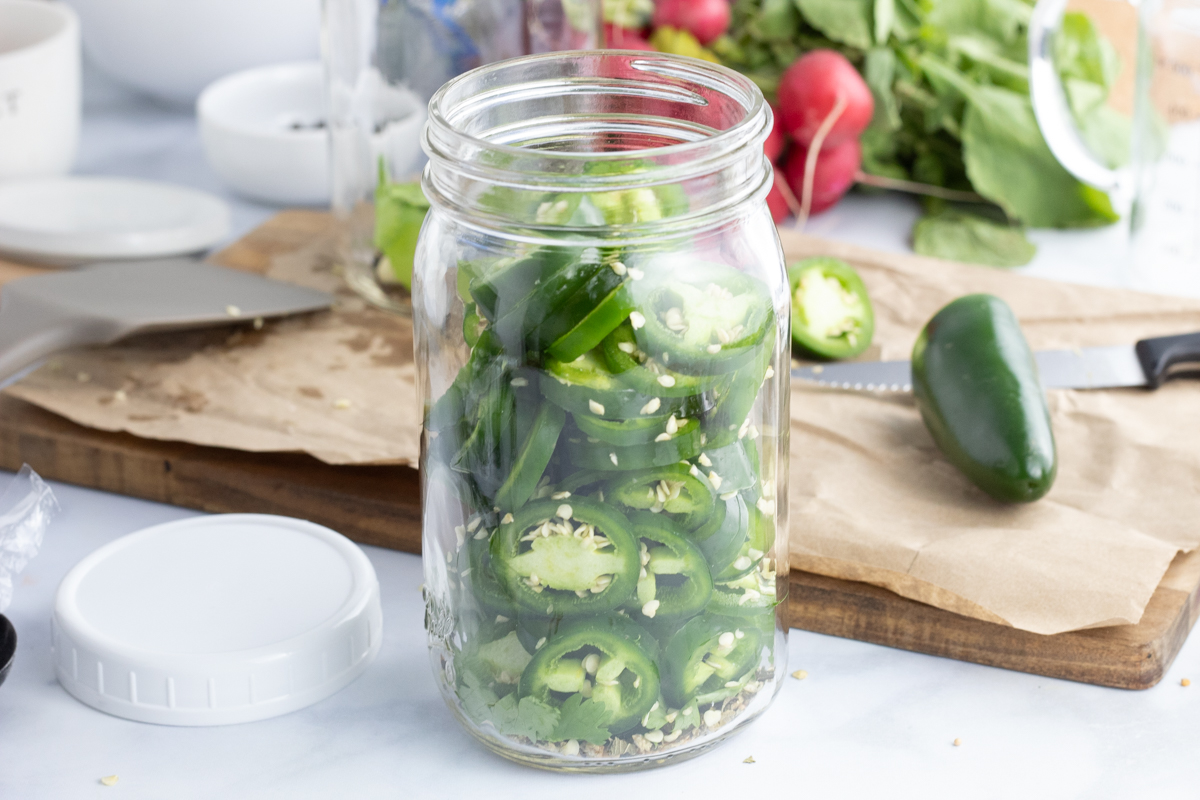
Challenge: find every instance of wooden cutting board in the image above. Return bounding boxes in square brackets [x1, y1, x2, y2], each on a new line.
[3, 210, 1196, 691]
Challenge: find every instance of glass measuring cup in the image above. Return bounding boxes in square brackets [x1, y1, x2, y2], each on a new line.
[1031, 0, 1200, 295]
[322, 0, 603, 316]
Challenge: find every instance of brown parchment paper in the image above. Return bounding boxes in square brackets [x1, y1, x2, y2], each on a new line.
[780, 230, 1200, 635]
[7, 222, 1200, 635]
[4, 236, 420, 466]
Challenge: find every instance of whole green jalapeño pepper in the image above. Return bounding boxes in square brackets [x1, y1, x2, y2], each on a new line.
[788, 257, 874, 360]
[912, 294, 1057, 503]
[662, 616, 762, 708]
[491, 498, 640, 617]
[519, 617, 660, 735]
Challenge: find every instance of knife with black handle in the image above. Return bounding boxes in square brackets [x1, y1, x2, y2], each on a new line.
[792, 331, 1200, 391]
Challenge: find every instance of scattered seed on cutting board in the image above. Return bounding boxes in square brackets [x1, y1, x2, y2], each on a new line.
[953, 738, 962, 747]
[99, 775, 119, 786]
[743, 756, 756, 764]
[791, 669, 808, 680]
[1182, 678, 1191, 687]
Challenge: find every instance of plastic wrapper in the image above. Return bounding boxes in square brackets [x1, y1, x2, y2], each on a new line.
[0, 465, 58, 613]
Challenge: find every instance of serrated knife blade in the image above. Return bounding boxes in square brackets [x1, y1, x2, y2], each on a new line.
[791, 332, 1200, 392]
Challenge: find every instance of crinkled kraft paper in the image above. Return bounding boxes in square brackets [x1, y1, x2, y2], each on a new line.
[3, 235, 419, 466]
[780, 230, 1200, 635]
[6, 220, 1200, 635]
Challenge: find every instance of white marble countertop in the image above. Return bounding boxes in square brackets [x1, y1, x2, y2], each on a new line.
[1, 66, 1199, 800]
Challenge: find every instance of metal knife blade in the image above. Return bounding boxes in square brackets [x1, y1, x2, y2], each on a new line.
[791, 345, 1148, 392]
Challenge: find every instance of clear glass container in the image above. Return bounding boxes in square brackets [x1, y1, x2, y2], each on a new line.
[1030, 0, 1200, 294]
[322, 0, 602, 315]
[414, 51, 790, 772]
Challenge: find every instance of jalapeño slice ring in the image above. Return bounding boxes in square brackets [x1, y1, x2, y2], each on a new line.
[519, 617, 661, 736]
[491, 498, 639, 617]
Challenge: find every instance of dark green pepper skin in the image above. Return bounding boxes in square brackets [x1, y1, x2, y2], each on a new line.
[490, 498, 640, 617]
[519, 617, 660, 735]
[661, 615, 762, 708]
[911, 294, 1057, 503]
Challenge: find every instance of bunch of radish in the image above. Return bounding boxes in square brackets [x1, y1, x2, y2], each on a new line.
[605, 3, 873, 224]
[768, 50, 874, 225]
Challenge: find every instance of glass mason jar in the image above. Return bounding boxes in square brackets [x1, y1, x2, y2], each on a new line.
[414, 51, 790, 772]
[323, 0, 602, 316]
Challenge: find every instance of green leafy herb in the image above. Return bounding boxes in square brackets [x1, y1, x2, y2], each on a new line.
[912, 209, 1037, 267]
[1053, 11, 1129, 169]
[960, 84, 1118, 228]
[374, 175, 430, 292]
[924, 0, 1030, 48]
[795, 0, 875, 50]
[873, 0, 895, 45]
[550, 694, 612, 745]
[1054, 11, 1120, 91]
[709, 0, 1127, 250]
[459, 669, 561, 741]
[460, 669, 501, 720]
[603, 0, 655, 29]
[640, 700, 668, 731]
[490, 695, 560, 741]
[671, 700, 700, 732]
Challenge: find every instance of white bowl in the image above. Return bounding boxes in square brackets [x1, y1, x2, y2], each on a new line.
[64, 0, 319, 106]
[197, 62, 329, 207]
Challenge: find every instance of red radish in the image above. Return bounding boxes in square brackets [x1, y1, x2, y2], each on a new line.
[764, 103, 786, 163]
[766, 181, 790, 223]
[777, 50, 874, 151]
[653, 0, 730, 46]
[783, 138, 861, 216]
[604, 23, 656, 51]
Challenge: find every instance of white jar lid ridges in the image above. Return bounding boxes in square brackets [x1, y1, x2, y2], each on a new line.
[52, 514, 382, 726]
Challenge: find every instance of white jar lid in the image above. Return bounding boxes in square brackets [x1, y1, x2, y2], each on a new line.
[51, 514, 382, 726]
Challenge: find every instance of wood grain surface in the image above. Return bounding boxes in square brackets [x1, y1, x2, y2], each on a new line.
[3, 210, 1195, 690]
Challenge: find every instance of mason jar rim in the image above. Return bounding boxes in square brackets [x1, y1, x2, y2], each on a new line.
[422, 50, 771, 193]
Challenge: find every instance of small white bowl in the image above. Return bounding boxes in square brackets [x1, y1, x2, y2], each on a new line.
[63, 0, 320, 106]
[197, 62, 330, 207]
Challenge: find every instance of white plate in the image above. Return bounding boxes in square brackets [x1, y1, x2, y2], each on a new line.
[0, 177, 231, 266]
